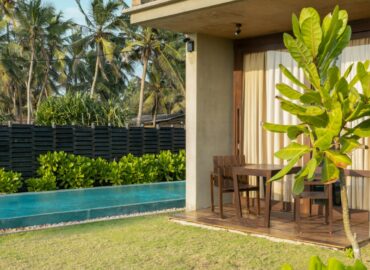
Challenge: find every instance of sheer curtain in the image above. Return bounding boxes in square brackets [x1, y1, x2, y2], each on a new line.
[338, 40, 370, 210]
[243, 51, 305, 202]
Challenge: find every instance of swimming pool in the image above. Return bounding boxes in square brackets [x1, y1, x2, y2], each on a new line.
[0, 181, 185, 229]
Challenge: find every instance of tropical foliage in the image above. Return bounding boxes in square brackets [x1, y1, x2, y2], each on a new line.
[0, 168, 22, 194]
[26, 150, 186, 191]
[35, 92, 128, 127]
[0, 0, 185, 126]
[263, 6, 370, 260]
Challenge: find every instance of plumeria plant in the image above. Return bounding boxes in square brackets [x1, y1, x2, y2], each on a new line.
[263, 6, 370, 260]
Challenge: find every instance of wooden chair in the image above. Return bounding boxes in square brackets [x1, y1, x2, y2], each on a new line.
[210, 155, 260, 219]
[294, 179, 335, 234]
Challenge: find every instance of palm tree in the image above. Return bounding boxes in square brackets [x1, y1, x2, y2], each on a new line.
[143, 61, 184, 127]
[13, 0, 55, 124]
[36, 13, 72, 110]
[74, 0, 125, 98]
[122, 28, 185, 126]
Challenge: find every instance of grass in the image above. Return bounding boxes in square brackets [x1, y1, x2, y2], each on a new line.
[0, 213, 370, 270]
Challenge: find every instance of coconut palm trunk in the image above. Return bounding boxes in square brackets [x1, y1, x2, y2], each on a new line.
[90, 45, 100, 98]
[339, 169, 361, 260]
[37, 59, 50, 110]
[137, 53, 149, 126]
[152, 93, 159, 127]
[26, 39, 35, 124]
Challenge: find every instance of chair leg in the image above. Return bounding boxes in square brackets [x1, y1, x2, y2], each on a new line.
[210, 174, 215, 212]
[246, 191, 250, 213]
[218, 175, 224, 219]
[329, 184, 333, 234]
[256, 189, 261, 216]
[309, 199, 312, 217]
[295, 197, 301, 234]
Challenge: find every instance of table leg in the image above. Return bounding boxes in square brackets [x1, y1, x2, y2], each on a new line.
[233, 172, 242, 219]
[264, 174, 272, 228]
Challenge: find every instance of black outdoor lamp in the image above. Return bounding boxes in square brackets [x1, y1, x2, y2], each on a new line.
[183, 35, 195, 52]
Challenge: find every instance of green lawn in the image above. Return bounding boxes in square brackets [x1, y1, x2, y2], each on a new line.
[0, 214, 370, 270]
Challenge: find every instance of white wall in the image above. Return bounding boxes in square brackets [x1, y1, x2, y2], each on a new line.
[186, 34, 234, 211]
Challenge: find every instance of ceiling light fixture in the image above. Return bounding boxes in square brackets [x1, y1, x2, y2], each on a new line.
[235, 23, 242, 36]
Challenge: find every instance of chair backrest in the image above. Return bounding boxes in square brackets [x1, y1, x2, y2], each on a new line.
[213, 155, 245, 178]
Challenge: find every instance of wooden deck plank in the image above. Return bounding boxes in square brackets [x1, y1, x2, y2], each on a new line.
[171, 202, 370, 249]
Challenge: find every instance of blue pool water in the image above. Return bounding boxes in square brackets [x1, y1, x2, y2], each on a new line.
[0, 181, 185, 229]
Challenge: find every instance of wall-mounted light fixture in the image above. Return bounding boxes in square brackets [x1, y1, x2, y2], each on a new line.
[235, 23, 242, 36]
[183, 35, 195, 53]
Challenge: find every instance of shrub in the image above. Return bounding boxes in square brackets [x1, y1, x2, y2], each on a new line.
[0, 168, 22, 194]
[26, 172, 57, 192]
[35, 92, 128, 127]
[281, 256, 366, 270]
[31, 150, 186, 191]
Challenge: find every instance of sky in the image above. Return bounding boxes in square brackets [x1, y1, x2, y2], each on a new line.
[45, 0, 132, 25]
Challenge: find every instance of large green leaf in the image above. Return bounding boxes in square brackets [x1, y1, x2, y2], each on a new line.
[335, 77, 349, 98]
[263, 122, 292, 133]
[337, 10, 349, 36]
[314, 128, 334, 151]
[269, 155, 302, 182]
[292, 174, 305, 195]
[321, 157, 339, 182]
[301, 15, 322, 58]
[357, 62, 370, 98]
[299, 106, 325, 116]
[292, 14, 301, 38]
[283, 33, 313, 68]
[275, 142, 310, 160]
[300, 91, 322, 104]
[325, 150, 351, 168]
[353, 119, 370, 138]
[276, 83, 302, 100]
[340, 137, 361, 154]
[346, 103, 370, 121]
[279, 98, 307, 115]
[306, 63, 321, 90]
[279, 64, 311, 91]
[287, 125, 307, 140]
[298, 113, 328, 127]
[299, 7, 320, 27]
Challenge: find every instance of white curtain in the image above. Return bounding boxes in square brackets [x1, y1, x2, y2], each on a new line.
[265, 51, 305, 202]
[338, 43, 370, 210]
[243, 51, 305, 202]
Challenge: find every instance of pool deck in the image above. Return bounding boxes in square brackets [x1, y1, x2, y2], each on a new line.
[171, 202, 370, 249]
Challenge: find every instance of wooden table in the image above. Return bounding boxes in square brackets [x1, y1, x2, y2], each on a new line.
[232, 164, 301, 228]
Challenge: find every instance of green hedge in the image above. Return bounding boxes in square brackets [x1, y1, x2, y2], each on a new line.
[0, 151, 185, 194]
[0, 168, 22, 194]
[26, 150, 185, 192]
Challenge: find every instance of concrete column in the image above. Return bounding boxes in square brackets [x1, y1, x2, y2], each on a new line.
[186, 34, 234, 211]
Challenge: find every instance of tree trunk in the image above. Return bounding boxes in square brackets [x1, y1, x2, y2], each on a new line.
[339, 168, 362, 260]
[26, 41, 35, 124]
[37, 64, 50, 110]
[18, 87, 23, 124]
[152, 93, 158, 127]
[90, 45, 100, 98]
[137, 55, 149, 127]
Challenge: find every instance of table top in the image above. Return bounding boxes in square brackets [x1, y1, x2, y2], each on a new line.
[232, 164, 301, 177]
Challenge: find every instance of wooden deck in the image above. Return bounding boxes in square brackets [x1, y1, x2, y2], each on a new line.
[171, 202, 370, 249]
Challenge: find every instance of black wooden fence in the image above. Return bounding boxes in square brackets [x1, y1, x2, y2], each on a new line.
[0, 124, 185, 177]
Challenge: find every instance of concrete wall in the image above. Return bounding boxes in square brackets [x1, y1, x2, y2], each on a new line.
[186, 34, 234, 211]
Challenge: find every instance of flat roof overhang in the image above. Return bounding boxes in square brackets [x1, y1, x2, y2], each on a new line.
[124, 0, 370, 39]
